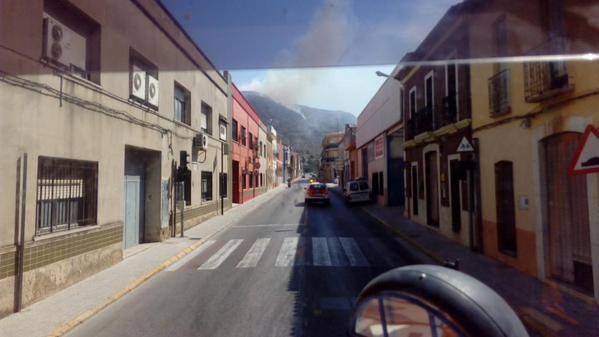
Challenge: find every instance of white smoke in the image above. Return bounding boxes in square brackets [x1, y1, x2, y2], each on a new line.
[241, 0, 354, 109]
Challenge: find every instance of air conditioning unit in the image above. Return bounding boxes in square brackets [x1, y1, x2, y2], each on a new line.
[43, 16, 87, 72]
[131, 65, 146, 100]
[147, 75, 159, 106]
[193, 133, 207, 150]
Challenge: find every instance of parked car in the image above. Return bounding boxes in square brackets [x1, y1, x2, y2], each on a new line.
[305, 182, 330, 206]
[344, 180, 370, 204]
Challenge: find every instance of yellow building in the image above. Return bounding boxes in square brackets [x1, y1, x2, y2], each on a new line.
[470, 1, 599, 300]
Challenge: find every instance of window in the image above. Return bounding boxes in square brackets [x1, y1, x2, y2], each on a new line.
[249, 132, 254, 149]
[259, 141, 263, 156]
[42, 1, 101, 84]
[241, 127, 247, 146]
[129, 49, 158, 107]
[36, 157, 98, 234]
[219, 119, 227, 141]
[201, 171, 213, 202]
[424, 71, 434, 108]
[174, 83, 190, 125]
[201, 102, 213, 134]
[219, 173, 227, 198]
[232, 119, 239, 142]
[495, 161, 517, 256]
[409, 87, 417, 119]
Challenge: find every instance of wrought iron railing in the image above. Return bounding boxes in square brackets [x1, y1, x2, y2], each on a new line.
[488, 68, 510, 116]
[524, 61, 569, 102]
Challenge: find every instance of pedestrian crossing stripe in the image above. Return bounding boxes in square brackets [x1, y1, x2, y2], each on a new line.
[167, 237, 376, 272]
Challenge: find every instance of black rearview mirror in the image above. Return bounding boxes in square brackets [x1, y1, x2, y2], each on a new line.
[349, 265, 530, 337]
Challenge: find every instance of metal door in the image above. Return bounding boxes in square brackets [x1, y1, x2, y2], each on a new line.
[544, 132, 594, 293]
[124, 175, 143, 249]
[425, 151, 439, 227]
[388, 158, 405, 207]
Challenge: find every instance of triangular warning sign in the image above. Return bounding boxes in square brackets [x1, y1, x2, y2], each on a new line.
[457, 136, 474, 152]
[569, 125, 599, 176]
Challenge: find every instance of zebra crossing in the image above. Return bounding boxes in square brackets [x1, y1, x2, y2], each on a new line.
[166, 236, 389, 272]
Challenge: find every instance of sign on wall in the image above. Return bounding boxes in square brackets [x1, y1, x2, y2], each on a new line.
[569, 125, 599, 175]
[375, 136, 385, 159]
[456, 136, 474, 153]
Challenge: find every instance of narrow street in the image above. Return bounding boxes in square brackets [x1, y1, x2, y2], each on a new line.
[66, 180, 418, 337]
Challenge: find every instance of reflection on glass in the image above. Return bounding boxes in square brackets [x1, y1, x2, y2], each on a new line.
[355, 297, 383, 337]
[354, 294, 467, 337]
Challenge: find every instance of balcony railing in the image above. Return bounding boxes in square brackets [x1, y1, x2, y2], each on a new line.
[524, 61, 570, 102]
[436, 95, 458, 127]
[488, 68, 510, 116]
[406, 105, 434, 139]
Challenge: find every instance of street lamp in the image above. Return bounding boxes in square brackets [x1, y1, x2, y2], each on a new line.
[375, 71, 390, 78]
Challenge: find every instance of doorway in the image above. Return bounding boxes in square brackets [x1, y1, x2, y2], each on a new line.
[543, 132, 594, 294]
[450, 159, 462, 233]
[411, 165, 418, 215]
[425, 151, 439, 227]
[232, 160, 240, 204]
[124, 149, 147, 249]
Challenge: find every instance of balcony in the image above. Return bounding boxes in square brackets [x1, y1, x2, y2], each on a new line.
[436, 95, 458, 128]
[524, 61, 572, 102]
[406, 105, 434, 139]
[488, 68, 511, 116]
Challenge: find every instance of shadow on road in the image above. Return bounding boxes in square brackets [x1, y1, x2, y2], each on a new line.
[283, 181, 421, 337]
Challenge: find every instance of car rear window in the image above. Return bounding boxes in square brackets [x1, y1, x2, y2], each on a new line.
[349, 182, 359, 191]
[309, 184, 326, 190]
[359, 182, 369, 190]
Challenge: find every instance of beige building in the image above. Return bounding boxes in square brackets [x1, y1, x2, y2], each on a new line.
[0, 0, 232, 316]
[319, 132, 344, 183]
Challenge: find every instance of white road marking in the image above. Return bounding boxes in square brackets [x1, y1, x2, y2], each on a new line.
[312, 237, 332, 266]
[275, 237, 299, 267]
[165, 240, 216, 271]
[339, 237, 370, 267]
[231, 224, 300, 228]
[236, 238, 271, 268]
[198, 239, 243, 270]
[327, 237, 348, 267]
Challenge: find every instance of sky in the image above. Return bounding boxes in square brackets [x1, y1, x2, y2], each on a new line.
[162, 0, 458, 115]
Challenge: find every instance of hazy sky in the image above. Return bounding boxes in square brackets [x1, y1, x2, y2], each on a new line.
[162, 0, 457, 115]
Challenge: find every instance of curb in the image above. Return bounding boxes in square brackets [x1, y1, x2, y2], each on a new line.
[360, 206, 558, 337]
[47, 186, 288, 337]
[360, 207, 445, 265]
[47, 239, 208, 337]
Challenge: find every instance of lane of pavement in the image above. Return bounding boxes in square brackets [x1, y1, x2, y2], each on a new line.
[67, 180, 421, 337]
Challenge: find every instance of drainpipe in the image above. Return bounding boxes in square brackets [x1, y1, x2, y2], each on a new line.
[14, 153, 27, 313]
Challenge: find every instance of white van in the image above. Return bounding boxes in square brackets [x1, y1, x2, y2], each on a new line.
[344, 180, 371, 204]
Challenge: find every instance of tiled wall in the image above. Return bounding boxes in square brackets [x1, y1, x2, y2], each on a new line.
[0, 223, 122, 281]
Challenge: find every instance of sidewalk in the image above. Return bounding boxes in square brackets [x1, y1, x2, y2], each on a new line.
[361, 204, 599, 337]
[0, 185, 287, 337]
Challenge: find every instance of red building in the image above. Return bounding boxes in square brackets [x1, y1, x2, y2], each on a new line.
[231, 85, 264, 203]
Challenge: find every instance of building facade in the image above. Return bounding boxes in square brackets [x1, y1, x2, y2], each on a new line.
[231, 84, 262, 203]
[340, 125, 357, 189]
[468, 0, 599, 299]
[356, 68, 405, 207]
[0, 0, 231, 316]
[319, 132, 344, 183]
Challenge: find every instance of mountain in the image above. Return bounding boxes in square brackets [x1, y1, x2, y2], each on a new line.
[243, 91, 356, 172]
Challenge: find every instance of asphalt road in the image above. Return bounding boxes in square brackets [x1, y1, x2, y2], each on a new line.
[67, 180, 422, 337]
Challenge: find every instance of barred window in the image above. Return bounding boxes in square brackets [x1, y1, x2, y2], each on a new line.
[36, 157, 98, 234]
